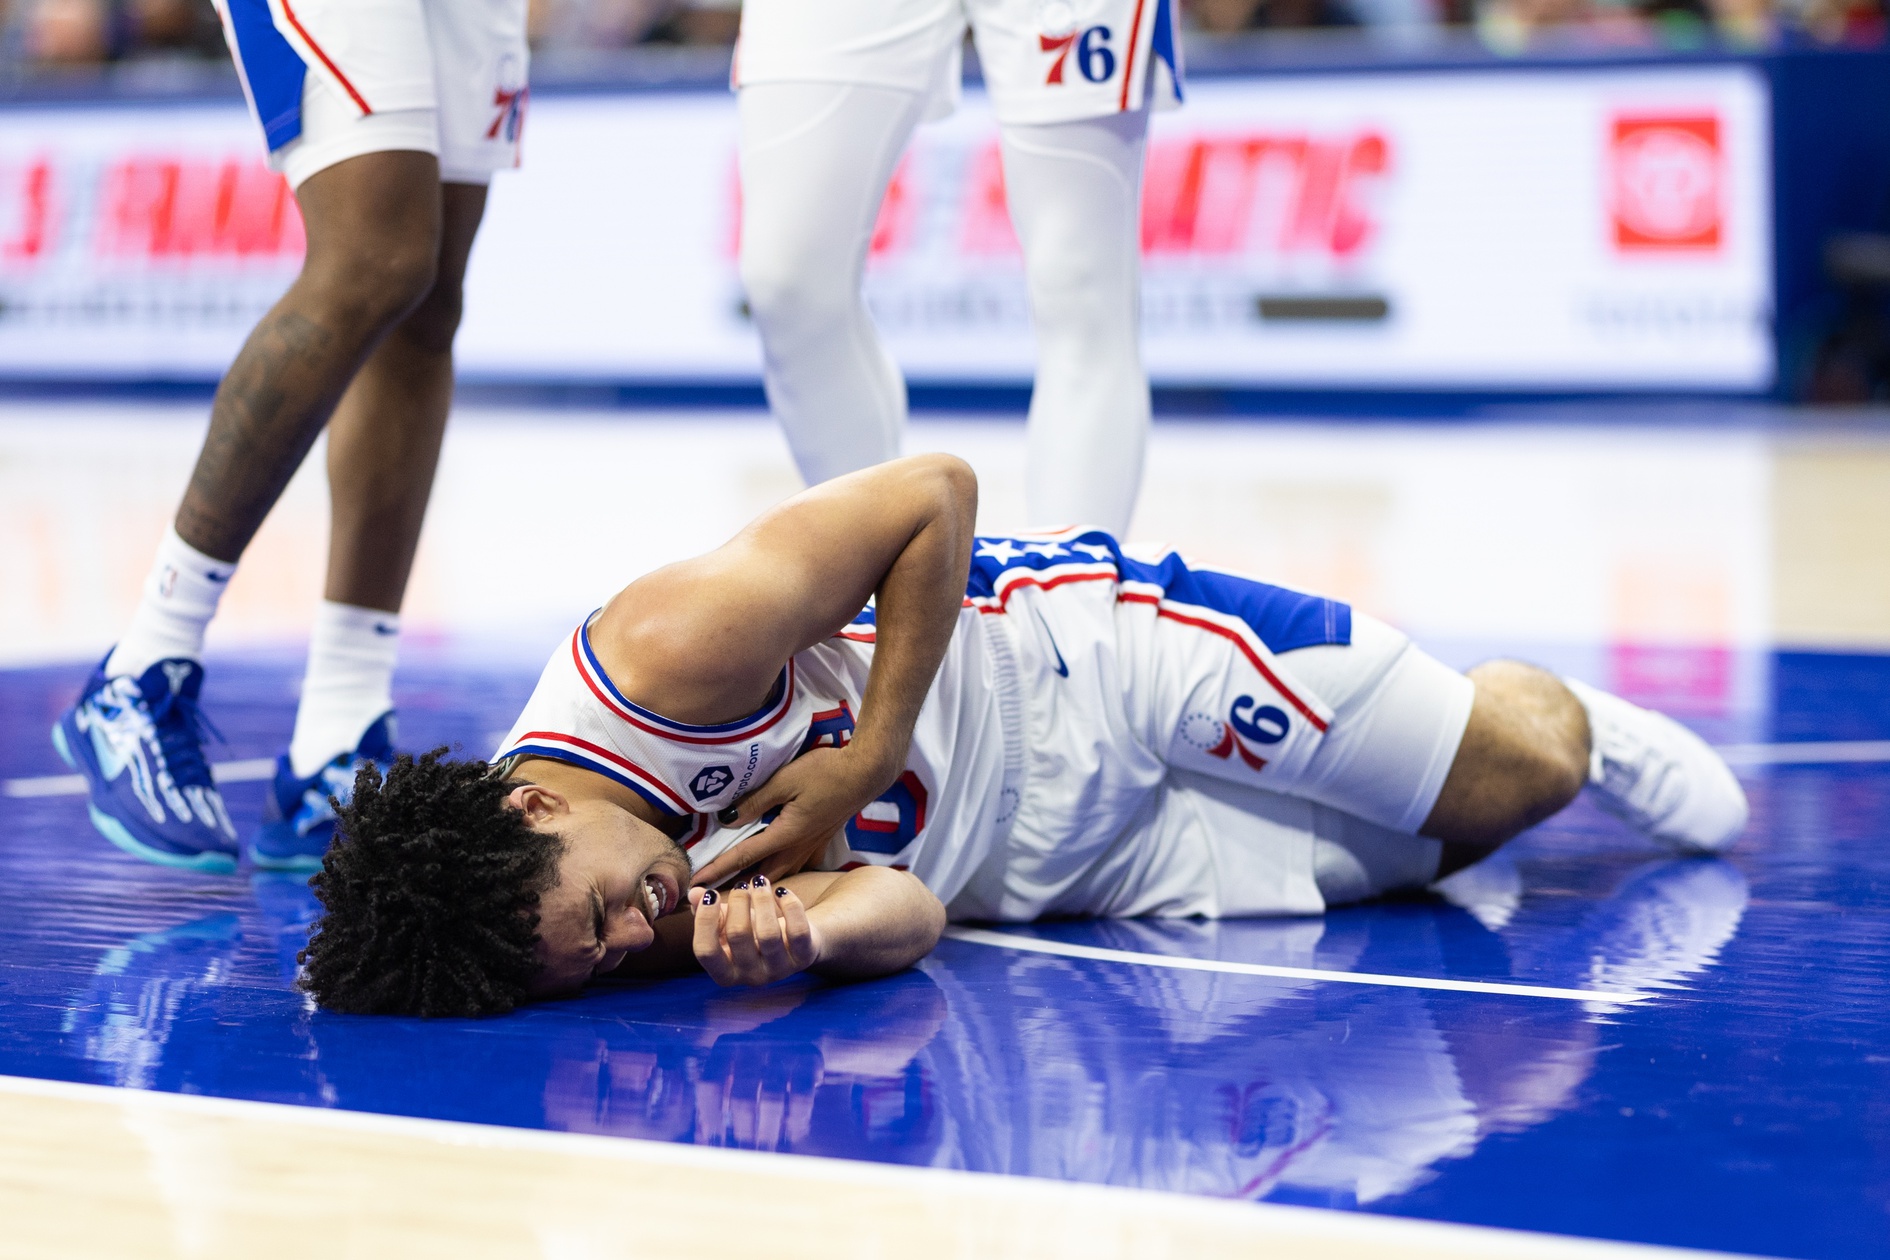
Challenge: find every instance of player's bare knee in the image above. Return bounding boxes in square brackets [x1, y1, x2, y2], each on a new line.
[1469, 660, 1587, 819]
[301, 218, 442, 332]
[398, 281, 465, 356]
[1426, 662, 1587, 848]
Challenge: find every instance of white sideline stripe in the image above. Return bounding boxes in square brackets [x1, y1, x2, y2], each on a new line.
[1716, 740, 1890, 766]
[0, 1073, 1766, 1260]
[943, 927, 1650, 1005]
[3, 756, 276, 798]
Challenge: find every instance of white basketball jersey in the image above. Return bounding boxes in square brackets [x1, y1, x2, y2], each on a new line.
[492, 605, 1023, 904]
[495, 528, 1348, 918]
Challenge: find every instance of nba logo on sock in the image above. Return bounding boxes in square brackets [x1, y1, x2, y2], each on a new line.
[1608, 115, 1722, 252]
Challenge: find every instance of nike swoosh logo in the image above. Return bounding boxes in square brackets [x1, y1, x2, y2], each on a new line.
[372, 623, 398, 636]
[1034, 610, 1068, 678]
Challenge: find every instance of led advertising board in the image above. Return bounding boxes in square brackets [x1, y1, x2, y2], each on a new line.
[0, 64, 1772, 389]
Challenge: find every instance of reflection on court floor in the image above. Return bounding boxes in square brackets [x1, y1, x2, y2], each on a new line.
[2, 646, 1888, 1256]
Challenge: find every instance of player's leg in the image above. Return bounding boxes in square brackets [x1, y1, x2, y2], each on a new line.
[1419, 661, 1588, 875]
[1125, 558, 1747, 873]
[1266, 621, 1746, 871]
[254, 0, 527, 870]
[54, 149, 445, 874]
[170, 154, 445, 569]
[737, 81, 928, 487]
[999, 108, 1151, 535]
[250, 183, 490, 870]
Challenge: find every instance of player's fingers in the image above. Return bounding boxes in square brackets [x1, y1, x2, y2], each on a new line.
[694, 825, 788, 887]
[691, 806, 795, 888]
[694, 809, 810, 888]
[719, 766, 801, 830]
[728, 887, 776, 985]
[691, 888, 736, 985]
[746, 876, 790, 970]
[775, 887, 820, 969]
[692, 844, 754, 889]
[758, 829, 831, 883]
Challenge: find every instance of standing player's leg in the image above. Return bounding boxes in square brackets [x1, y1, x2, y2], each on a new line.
[55, 151, 448, 873]
[251, 182, 490, 871]
[999, 108, 1152, 536]
[737, 82, 929, 487]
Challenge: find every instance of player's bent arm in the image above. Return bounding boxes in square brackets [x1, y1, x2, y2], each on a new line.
[687, 868, 946, 987]
[793, 867, 947, 980]
[593, 454, 977, 739]
[600, 454, 978, 887]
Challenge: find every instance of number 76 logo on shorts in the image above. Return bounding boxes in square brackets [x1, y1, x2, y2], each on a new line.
[1040, 25, 1117, 85]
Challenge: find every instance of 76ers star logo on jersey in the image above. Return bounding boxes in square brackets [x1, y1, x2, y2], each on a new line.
[1180, 696, 1290, 772]
[690, 764, 733, 802]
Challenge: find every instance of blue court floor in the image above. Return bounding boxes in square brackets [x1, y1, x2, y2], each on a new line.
[3, 647, 1889, 1258]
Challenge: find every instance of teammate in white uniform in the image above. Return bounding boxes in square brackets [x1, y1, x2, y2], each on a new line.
[735, 0, 1179, 534]
[54, 0, 528, 874]
[298, 457, 1748, 1017]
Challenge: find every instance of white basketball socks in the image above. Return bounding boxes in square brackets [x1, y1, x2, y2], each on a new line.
[288, 601, 399, 778]
[105, 526, 235, 679]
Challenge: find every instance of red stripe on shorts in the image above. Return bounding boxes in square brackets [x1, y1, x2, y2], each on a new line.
[1118, 591, 1329, 732]
[1118, 0, 1150, 111]
[277, 0, 371, 113]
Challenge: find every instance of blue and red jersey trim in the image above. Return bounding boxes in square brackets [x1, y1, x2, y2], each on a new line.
[574, 617, 796, 747]
[502, 731, 690, 816]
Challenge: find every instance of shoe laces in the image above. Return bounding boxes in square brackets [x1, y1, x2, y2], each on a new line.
[146, 684, 224, 790]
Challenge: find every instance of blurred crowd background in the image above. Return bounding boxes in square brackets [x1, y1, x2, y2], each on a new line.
[1, 0, 1884, 79]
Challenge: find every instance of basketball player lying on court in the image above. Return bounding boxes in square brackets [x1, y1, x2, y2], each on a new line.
[300, 456, 1748, 1017]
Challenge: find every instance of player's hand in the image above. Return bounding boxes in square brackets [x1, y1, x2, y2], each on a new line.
[691, 880, 823, 987]
[691, 746, 893, 887]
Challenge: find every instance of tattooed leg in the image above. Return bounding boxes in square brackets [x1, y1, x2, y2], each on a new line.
[322, 182, 489, 614]
[173, 150, 445, 562]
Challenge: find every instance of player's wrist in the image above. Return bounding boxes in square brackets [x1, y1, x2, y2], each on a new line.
[840, 727, 911, 793]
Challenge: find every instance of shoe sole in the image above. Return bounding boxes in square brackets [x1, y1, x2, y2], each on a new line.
[52, 722, 239, 876]
[247, 845, 324, 874]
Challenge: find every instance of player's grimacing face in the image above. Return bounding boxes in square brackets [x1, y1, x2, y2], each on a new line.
[524, 798, 691, 998]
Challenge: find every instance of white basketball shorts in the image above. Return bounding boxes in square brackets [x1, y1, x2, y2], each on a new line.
[953, 532, 1474, 922]
[734, 0, 1183, 125]
[212, 0, 529, 188]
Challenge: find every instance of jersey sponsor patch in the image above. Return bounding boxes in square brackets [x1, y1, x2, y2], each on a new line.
[689, 764, 734, 801]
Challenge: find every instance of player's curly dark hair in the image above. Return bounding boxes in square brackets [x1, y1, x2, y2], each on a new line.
[300, 749, 563, 1018]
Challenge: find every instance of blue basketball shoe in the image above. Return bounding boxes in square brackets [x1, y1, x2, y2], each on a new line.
[52, 656, 239, 874]
[249, 713, 396, 872]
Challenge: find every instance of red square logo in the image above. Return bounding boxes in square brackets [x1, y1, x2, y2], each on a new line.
[1609, 115, 1723, 252]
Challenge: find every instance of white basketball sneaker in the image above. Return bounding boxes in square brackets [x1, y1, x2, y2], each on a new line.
[1563, 677, 1749, 854]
